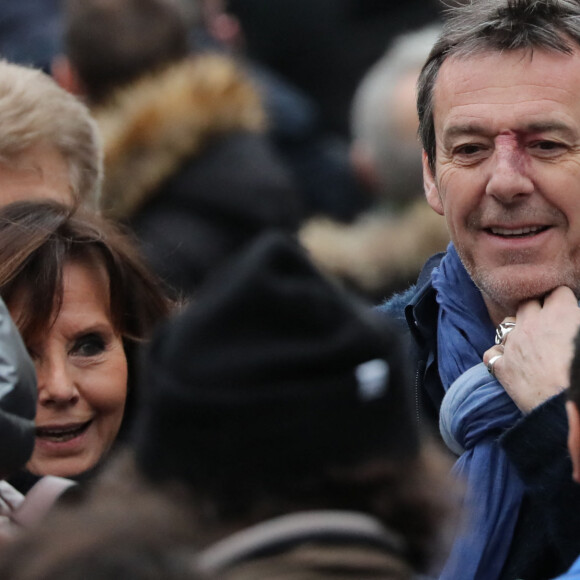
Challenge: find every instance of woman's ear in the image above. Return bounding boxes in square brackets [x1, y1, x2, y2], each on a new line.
[423, 151, 444, 215]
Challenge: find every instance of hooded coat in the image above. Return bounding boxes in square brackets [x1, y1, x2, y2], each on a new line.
[300, 201, 449, 302]
[96, 53, 302, 297]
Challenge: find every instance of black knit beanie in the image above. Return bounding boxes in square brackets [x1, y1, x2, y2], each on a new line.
[133, 232, 419, 490]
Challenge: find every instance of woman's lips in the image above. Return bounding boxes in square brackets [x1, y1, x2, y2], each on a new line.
[35, 420, 93, 443]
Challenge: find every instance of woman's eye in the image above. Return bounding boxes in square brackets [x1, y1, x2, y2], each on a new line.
[71, 333, 106, 357]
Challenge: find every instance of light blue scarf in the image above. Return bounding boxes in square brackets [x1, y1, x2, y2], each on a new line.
[432, 243, 524, 580]
[553, 554, 580, 579]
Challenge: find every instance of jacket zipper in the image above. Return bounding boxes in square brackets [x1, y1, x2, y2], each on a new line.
[414, 360, 425, 425]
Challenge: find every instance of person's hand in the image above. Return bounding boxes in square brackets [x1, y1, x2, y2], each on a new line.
[483, 286, 580, 413]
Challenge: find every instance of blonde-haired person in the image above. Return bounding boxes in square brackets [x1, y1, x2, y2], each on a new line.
[0, 59, 102, 210]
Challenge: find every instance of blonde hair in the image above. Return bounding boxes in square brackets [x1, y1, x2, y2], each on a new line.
[0, 60, 103, 209]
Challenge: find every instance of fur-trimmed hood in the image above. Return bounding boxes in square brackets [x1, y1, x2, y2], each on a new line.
[299, 201, 449, 301]
[95, 54, 266, 220]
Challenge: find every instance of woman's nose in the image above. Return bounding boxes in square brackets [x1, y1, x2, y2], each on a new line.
[36, 357, 80, 407]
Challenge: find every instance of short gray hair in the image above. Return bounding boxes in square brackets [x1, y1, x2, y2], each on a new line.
[418, 0, 580, 173]
[0, 60, 103, 209]
[351, 25, 440, 202]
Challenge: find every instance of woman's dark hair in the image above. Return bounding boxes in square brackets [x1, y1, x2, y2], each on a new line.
[0, 200, 172, 439]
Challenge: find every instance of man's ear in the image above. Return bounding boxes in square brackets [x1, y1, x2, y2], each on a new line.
[349, 140, 379, 195]
[51, 55, 85, 98]
[566, 400, 580, 483]
[423, 151, 444, 215]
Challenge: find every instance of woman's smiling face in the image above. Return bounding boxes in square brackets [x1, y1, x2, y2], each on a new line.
[11, 259, 128, 478]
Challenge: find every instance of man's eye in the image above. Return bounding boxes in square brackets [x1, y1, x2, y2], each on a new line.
[71, 334, 106, 357]
[534, 141, 561, 150]
[455, 144, 482, 155]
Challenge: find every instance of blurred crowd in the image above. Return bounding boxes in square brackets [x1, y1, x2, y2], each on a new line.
[0, 1, 579, 580]
[0, 1, 456, 577]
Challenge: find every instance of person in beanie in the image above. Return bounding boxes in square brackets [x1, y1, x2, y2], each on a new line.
[125, 231, 455, 579]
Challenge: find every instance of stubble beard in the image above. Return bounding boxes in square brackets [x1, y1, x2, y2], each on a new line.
[454, 245, 580, 319]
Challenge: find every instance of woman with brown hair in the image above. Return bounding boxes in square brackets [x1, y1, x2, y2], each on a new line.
[0, 200, 171, 486]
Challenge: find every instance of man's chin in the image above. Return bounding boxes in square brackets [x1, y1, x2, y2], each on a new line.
[473, 269, 579, 314]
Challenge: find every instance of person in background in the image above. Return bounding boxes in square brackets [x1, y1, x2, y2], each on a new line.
[53, 0, 302, 299]
[550, 331, 580, 579]
[350, 25, 440, 210]
[221, 0, 442, 139]
[300, 25, 449, 301]
[115, 232, 454, 579]
[379, 1, 580, 578]
[196, 0, 370, 222]
[0, 59, 101, 210]
[0, 201, 170, 492]
[0, 484, 208, 579]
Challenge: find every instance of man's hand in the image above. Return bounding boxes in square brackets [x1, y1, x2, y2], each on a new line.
[483, 287, 580, 413]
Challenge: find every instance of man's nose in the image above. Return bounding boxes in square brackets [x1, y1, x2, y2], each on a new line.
[485, 145, 534, 203]
[36, 358, 80, 407]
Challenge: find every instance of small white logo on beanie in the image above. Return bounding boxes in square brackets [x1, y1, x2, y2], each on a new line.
[355, 359, 390, 401]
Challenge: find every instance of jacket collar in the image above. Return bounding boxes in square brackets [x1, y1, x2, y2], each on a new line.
[196, 511, 405, 575]
[403, 252, 445, 420]
[404, 252, 443, 347]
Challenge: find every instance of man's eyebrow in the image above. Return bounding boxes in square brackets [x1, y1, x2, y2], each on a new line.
[442, 123, 489, 144]
[442, 121, 578, 144]
[523, 121, 577, 139]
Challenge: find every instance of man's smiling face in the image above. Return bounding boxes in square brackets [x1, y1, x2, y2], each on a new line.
[424, 48, 580, 324]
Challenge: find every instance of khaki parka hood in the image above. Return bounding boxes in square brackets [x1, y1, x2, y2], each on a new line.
[95, 54, 267, 220]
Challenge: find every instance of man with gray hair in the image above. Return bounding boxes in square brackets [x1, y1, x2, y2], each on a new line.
[350, 25, 440, 208]
[0, 60, 102, 209]
[300, 25, 449, 301]
[379, 1, 580, 578]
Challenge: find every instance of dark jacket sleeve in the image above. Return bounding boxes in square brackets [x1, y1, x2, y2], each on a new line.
[0, 297, 36, 479]
[500, 393, 580, 569]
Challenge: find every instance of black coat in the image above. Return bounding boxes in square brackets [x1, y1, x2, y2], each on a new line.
[131, 131, 301, 298]
[97, 54, 303, 299]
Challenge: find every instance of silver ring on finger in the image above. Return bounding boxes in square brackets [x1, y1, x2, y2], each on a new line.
[495, 321, 516, 346]
[487, 354, 503, 378]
